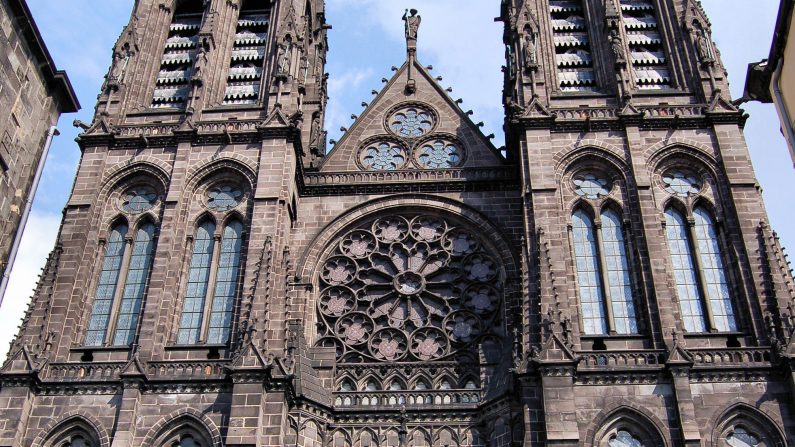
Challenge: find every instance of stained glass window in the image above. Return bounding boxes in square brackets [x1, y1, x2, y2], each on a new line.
[85, 223, 128, 346]
[601, 209, 638, 334]
[415, 140, 464, 169]
[359, 142, 407, 171]
[112, 223, 156, 346]
[207, 220, 243, 344]
[663, 170, 701, 197]
[609, 430, 644, 447]
[572, 210, 608, 334]
[693, 207, 737, 332]
[207, 185, 243, 212]
[664, 207, 707, 332]
[120, 187, 158, 214]
[177, 220, 216, 344]
[573, 173, 611, 199]
[727, 427, 761, 447]
[389, 107, 434, 138]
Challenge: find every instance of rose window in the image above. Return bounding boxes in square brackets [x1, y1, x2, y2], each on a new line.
[573, 173, 612, 199]
[663, 170, 701, 197]
[120, 187, 158, 214]
[359, 141, 408, 171]
[415, 139, 464, 169]
[207, 184, 244, 211]
[389, 106, 434, 138]
[316, 214, 503, 363]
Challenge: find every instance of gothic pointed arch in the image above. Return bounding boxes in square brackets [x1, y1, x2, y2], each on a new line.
[36, 416, 105, 447]
[710, 403, 787, 447]
[142, 411, 221, 447]
[588, 406, 668, 447]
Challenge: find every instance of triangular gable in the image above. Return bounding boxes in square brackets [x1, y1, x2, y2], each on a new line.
[320, 58, 505, 172]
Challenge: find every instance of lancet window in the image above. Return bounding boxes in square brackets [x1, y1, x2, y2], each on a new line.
[571, 207, 638, 335]
[85, 220, 157, 347]
[619, 0, 672, 89]
[664, 205, 737, 333]
[151, 0, 204, 108]
[549, 0, 597, 92]
[176, 218, 244, 345]
[223, 0, 270, 105]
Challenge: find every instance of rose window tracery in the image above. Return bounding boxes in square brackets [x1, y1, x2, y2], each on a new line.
[359, 141, 408, 171]
[316, 214, 503, 363]
[120, 187, 158, 214]
[573, 173, 612, 199]
[388, 106, 435, 138]
[415, 139, 464, 169]
[663, 170, 701, 197]
[207, 184, 244, 211]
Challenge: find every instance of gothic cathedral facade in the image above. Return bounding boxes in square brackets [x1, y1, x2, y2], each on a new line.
[1, 0, 794, 446]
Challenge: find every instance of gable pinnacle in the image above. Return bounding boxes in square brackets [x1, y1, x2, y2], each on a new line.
[402, 8, 421, 93]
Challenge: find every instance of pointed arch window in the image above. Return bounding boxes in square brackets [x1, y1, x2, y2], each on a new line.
[152, 1, 204, 108]
[572, 207, 638, 335]
[619, 0, 672, 89]
[177, 218, 244, 345]
[549, 0, 598, 92]
[664, 206, 737, 333]
[85, 221, 157, 347]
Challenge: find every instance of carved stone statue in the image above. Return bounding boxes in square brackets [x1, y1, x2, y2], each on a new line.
[402, 9, 421, 44]
[308, 113, 322, 152]
[277, 40, 292, 77]
[695, 28, 715, 63]
[523, 31, 538, 70]
[609, 29, 625, 63]
[106, 43, 132, 90]
[191, 44, 209, 85]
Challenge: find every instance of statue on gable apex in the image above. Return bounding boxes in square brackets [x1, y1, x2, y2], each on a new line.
[403, 9, 421, 44]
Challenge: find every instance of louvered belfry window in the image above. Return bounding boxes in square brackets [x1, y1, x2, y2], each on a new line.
[620, 0, 671, 89]
[223, 1, 269, 105]
[549, 0, 597, 92]
[151, 1, 203, 108]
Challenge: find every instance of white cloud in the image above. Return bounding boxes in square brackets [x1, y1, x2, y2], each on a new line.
[325, 67, 375, 139]
[0, 211, 61, 364]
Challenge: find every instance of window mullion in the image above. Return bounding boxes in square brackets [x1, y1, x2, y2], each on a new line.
[686, 217, 717, 332]
[594, 220, 617, 335]
[105, 235, 135, 345]
[199, 233, 223, 343]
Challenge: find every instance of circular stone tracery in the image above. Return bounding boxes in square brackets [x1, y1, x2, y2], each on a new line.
[316, 214, 503, 363]
[388, 105, 435, 138]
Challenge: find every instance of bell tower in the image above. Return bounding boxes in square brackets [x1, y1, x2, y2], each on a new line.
[500, 0, 795, 446]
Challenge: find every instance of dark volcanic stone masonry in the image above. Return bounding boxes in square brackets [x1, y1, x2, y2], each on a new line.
[0, 0, 793, 446]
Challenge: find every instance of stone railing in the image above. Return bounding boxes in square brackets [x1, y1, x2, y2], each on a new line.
[334, 389, 481, 409]
[45, 362, 126, 381]
[196, 120, 261, 133]
[304, 167, 515, 186]
[116, 124, 178, 137]
[690, 348, 772, 367]
[579, 350, 666, 369]
[146, 361, 227, 378]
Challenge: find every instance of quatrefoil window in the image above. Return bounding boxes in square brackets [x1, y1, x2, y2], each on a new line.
[389, 106, 434, 138]
[120, 187, 158, 214]
[727, 427, 761, 447]
[573, 173, 612, 199]
[415, 139, 464, 169]
[207, 184, 244, 212]
[315, 214, 503, 363]
[663, 170, 701, 197]
[359, 141, 408, 171]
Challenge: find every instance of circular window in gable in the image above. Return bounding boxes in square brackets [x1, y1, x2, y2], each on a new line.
[387, 104, 436, 138]
[358, 140, 408, 171]
[414, 138, 465, 169]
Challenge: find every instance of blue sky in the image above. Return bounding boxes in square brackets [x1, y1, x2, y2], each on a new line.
[0, 0, 790, 361]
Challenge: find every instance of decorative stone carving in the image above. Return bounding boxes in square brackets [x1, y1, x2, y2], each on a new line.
[315, 214, 503, 363]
